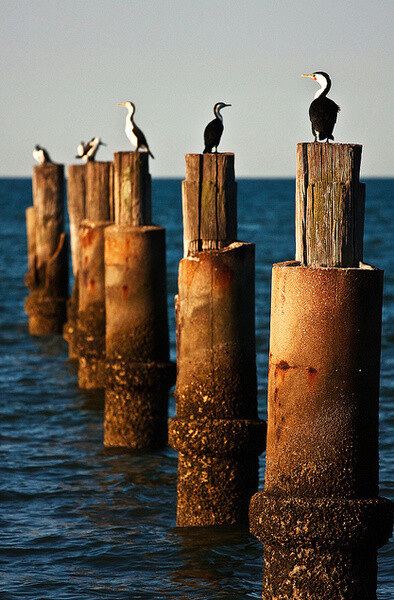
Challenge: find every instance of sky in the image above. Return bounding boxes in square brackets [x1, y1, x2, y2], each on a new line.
[1, 0, 393, 177]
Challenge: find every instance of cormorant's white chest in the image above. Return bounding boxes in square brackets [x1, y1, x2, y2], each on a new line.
[33, 148, 45, 164]
[125, 117, 138, 148]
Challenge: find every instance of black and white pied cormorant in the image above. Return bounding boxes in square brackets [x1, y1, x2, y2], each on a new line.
[203, 102, 231, 153]
[33, 145, 52, 164]
[118, 101, 154, 158]
[302, 72, 340, 142]
[75, 137, 106, 163]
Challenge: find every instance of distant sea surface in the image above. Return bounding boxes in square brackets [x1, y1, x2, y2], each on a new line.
[0, 177, 393, 599]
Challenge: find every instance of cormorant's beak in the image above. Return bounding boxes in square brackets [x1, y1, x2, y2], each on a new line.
[302, 74, 315, 79]
[225, 103, 232, 107]
[100, 142, 107, 146]
[118, 102, 126, 106]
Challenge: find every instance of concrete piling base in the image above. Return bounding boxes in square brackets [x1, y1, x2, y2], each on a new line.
[63, 282, 79, 359]
[76, 220, 111, 389]
[76, 301, 106, 389]
[104, 224, 175, 449]
[105, 360, 175, 448]
[250, 260, 393, 598]
[264, 261, 383, 498]
[250, 494, 393, 600]
[25, 293, 67, 336]
[169, 418, 265, 526]
[169, 242, 266, 525]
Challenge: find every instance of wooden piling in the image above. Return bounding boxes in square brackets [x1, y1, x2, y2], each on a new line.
[76, 220, 112, 389]
[168, 153, 266, 526]
[67, 165, 87, 276]
[296, 143, 365, 267]
[103, 152, 175, 448]
[182, 153, 237, 256]
[249, 143, 393, 599]
[85, 161, 114, 221]
[25, 164, 68, 335]
[63, 164, 86, 358]
[113, 151, 151, 226]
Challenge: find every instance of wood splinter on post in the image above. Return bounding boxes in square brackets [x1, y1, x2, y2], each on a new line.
[25, 163, 68, 335]
[250, 143, 393, 599]
[169, 152, 266, 526]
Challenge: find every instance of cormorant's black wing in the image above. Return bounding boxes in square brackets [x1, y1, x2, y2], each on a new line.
[309, 97, 340, 139]
[83, 141, 92, 155]
[133, 124, 149, 150]
[203, 118, 223, 153]
[43, 148, 51, 162]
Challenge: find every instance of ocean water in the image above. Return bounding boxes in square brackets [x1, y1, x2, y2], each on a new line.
[0, 177, 392, 599]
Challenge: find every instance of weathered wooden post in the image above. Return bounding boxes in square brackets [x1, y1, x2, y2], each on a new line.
[104, 151, 175, 448]
[75, 161, 114, 388]
[168, 153, 266, 526]
[85, 161, 114, 222]
[63, 164, 86, 358]
[249, 143, 393, 599]
[113, 151, 151, 225]
[25, 164, 68, 335]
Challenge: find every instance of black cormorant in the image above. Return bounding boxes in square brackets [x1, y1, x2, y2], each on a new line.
[302, 72, 340, 142]
[118, 101, 154, 158]
[203, 102, 231, 153]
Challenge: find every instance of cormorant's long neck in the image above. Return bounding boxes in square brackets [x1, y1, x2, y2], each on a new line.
[214, 106, 223, 122]
[128, 106, 135, 123]
[314, 78, 331, 99]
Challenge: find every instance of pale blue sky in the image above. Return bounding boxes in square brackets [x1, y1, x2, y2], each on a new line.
[1, 0, 393, 177]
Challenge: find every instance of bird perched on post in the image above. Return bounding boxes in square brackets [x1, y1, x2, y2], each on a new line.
[203, 102, 231, 153]
[75, 137, 106, 162]
[302, 72, 340, 142]
[118, 101, 154, 158]
[33, 145, 52, 164]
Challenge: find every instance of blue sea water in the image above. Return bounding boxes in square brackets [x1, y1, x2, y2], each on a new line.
[0, 177, 392, 599]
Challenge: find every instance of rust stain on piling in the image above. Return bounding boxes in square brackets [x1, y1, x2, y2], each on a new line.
[88, 279, 95, 292]
[213, 262, 233, 289]
[82, 269, 88, 288]
[307, 366, 318, 385]
[277, 360, 290, 370]
[181, 259, 199, 290]
[275, 360, 293, 383]
[273, 387, 279, 404]
[122, 284, 129, 298]
[81, 228, 95, 247]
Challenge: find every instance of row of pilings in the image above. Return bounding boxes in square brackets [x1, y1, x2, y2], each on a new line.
[24, 145, 393, 599]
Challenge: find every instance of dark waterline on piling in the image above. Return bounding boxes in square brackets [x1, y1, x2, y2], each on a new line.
[0, 177, 393, 598]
